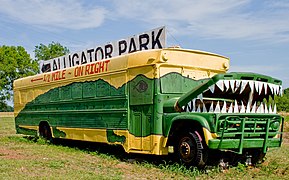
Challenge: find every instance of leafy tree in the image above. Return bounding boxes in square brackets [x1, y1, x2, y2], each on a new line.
[34, 41, 69, 61]
[0, 46, 38, 109]
[283, 88, 289, 96]
[275, 87, 289, 112]
[0, 103, 13, 112]
[0, 42, 69, 109]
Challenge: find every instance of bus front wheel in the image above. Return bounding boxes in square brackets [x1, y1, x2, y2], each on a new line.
[175, 131, 207, 168]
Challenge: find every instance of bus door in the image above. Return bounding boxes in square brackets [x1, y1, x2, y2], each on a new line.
[129, 67, 154, 152]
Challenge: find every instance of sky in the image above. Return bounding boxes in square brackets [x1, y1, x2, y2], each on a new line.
[0, 0, 289, 88]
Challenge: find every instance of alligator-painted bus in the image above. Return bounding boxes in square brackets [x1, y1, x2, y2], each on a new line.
[14, 47, 283, 167]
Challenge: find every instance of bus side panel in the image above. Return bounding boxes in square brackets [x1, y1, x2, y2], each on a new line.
[15, 73, 128, 144]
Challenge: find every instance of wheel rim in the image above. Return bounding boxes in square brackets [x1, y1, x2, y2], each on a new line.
[179, 137, 195, 162]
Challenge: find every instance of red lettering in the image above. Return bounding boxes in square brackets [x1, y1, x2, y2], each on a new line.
[60, 70, 66, 79]
[85, 64, 90, 75]
[55, 71, 60, 80]
[79, 66, 84, 76]
[90, 63, 94, 74]
[74, 67, 79, 77]
[104, 60, 110, 71]
[44, 74, 50, 82]
[95, 62, 99, 73]
[72, 60, 110, 78]
[51, 72, 56, 81]
[99, 61, 104, 72]
[74, 66, 85, 77]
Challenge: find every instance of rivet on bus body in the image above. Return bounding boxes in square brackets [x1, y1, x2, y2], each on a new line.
[162, 53, 168, 62]
[223, 62, 229, 70]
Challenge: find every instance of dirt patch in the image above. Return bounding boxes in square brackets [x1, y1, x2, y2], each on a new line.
[282, 121, 289, 144]
[115, 162, 133, 170]
[283, 132, 289, 144]
[283, 121, 289, 132]
[0, 148, 27, 160]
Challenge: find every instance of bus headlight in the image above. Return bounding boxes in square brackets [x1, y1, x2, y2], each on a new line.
[270, 121, 280, 131]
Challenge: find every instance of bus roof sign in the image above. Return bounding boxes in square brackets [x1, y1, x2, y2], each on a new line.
[39, 26, 166, 73]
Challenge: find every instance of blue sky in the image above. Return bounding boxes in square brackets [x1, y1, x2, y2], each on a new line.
[1, 0, 289, 88]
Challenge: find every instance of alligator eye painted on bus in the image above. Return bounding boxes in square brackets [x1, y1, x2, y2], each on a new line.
[183, 80, 282, 114]
[136, 80, 148, 93]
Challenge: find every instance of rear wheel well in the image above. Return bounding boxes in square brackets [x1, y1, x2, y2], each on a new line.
[38, 121, 52, 141]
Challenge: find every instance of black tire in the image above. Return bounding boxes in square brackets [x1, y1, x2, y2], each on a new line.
[175, 131, 207, 168]
[250, 149, 266, 165]
[39, 123, 53, 142]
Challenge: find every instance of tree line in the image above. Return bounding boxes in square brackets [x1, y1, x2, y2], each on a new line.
[0, 42, 69, 111]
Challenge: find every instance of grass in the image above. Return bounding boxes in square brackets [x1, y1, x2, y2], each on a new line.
[0, 116, 289, 179]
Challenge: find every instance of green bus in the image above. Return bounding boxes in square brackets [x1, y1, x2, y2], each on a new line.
[14, 48, 283, 167]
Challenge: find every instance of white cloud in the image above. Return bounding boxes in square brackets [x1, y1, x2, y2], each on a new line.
[0, 0, 107, 30]
[2, 0, 288, 42]
[111, 0, 289, 42]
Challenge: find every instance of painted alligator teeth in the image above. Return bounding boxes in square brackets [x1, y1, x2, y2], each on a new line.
[209, 101, 214, 112]
[221, 101, 226, 113]
[206, 80, 281, 95]
[246, 103, 251, 113]
[251, 102, 257, 113]
[273, 104, 277, 114]
[269, 105, 273, 114]
[240, 101, 245, 113]
[228, 103, 233, 113]
[184, 79, 281, 114]
[224, 80, 230, 92]
[197, 104, 201, 112]
[197, 94, 203, 102]
[264, 83, 268, 94]
[240, 80, 248, 94]
[203, 103, 207, 113]
[209, 85, 215, 94]
[249, 81, 255, 92]
[215, 101, 221, 113]
[265, 103, 268, 114]
[185, 99, 278, 114]
[234, 100, 238, 113]
[230, 80, 236, 93]
[192, 99, 196, 112]
[216, 80, 224, 91]
[258, 82, 263, 95]
[256, 102, 264, 113]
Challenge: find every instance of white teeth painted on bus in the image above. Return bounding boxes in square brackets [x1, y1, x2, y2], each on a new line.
[184, 80, 282, 114]
[221, 101, 226, 113]
[214, 101, 221, 113]
[197, 94, 203, 102]
[203, 103, 207, 113]
[209, 101, 214, 113]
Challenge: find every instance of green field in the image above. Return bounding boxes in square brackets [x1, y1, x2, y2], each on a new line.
[0, 116, 288, 179]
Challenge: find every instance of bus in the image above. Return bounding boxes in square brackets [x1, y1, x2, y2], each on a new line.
[14, 47, 283, 168]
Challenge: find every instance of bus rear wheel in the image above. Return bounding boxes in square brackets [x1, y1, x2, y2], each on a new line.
[175, 131, 207, 168]
[39, 123, 53, 142]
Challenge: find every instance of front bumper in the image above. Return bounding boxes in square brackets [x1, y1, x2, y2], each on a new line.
[208, 137, 282, 151]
